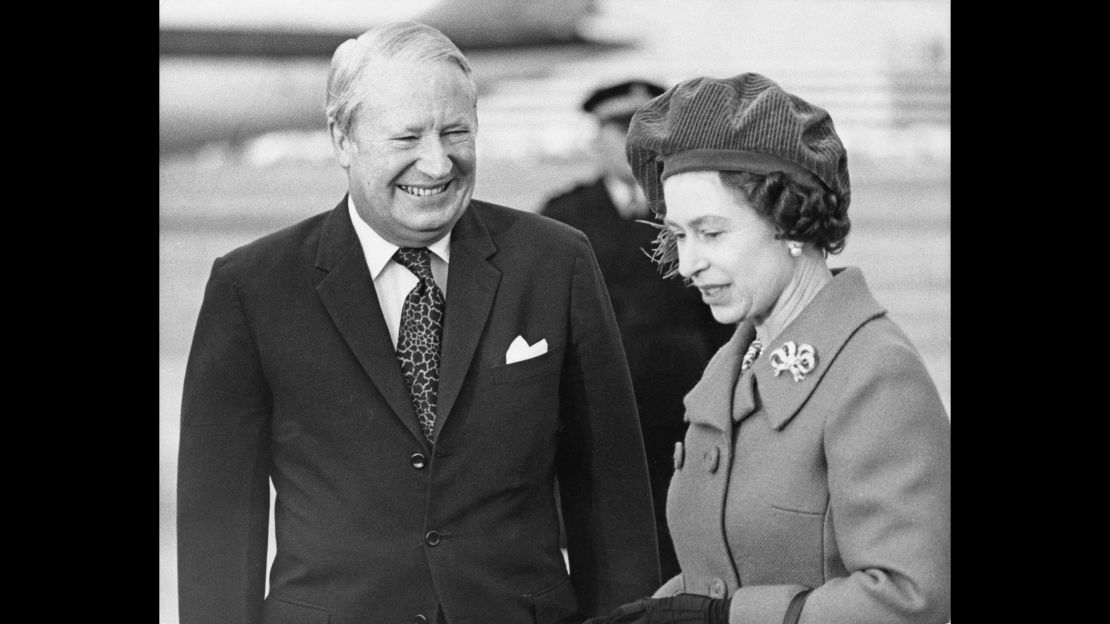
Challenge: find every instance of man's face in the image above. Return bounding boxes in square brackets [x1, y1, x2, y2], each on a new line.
[593, 119, 634, 183]
[332, 58, 478, 247]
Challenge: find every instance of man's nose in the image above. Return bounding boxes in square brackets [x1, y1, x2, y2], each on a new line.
[415, 137, 453, 179]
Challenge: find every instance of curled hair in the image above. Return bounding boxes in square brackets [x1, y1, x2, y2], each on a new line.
[325, 21, 476, 138]
[648, 170, 850, 278]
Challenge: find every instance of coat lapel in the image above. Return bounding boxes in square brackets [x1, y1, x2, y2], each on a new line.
[314, 198, 426, 446]
[685, 269, 888, 434]
[684, 321, 753, 432]
[750, 267, 887, 430]
[433, 203, 501, 438]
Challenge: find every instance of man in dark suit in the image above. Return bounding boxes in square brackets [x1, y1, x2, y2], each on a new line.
[540, 81, 733, 580]
[177, 21, 659, 624]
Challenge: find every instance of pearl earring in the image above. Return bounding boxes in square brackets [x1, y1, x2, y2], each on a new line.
[788, 242, 802, 257]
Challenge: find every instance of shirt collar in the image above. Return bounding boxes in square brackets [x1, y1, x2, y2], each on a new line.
[347, 195, 451, 279]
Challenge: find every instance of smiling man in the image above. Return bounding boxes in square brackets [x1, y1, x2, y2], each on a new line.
[177, 21, 659, 624]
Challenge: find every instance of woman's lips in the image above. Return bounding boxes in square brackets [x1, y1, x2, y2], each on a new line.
[696, 283, 728, 303]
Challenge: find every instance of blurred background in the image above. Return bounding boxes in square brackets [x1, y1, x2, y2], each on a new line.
[160, 1, 949, 621]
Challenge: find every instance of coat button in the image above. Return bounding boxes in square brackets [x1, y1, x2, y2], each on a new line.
[414, 615, 428, 624]
[410, 452, 427, 469]
[709, 578, 726, 598]
[425, 530, 441, 546]
[673, 442, 685, 470]
[703, 446, 719, 473]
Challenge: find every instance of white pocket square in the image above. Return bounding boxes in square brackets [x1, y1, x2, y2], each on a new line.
[505, 335, 548, 364]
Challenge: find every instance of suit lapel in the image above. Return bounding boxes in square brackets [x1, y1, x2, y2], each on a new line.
[314, 198, 426, 446]
[434, 203, 500, 438]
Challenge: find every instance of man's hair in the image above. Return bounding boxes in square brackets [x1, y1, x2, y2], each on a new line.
[325, 21, 475, 138]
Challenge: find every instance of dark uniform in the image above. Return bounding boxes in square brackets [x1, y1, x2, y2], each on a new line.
[541, 177, 733, 579]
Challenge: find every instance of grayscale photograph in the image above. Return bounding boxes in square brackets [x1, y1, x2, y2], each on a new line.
[160, 1, 951, 622]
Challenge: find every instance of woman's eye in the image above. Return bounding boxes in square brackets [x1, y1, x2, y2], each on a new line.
[701, 230, 723, 240]
[671, 231, 686, 242]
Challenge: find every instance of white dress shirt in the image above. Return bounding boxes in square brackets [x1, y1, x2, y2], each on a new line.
[347, 197, 451, 350]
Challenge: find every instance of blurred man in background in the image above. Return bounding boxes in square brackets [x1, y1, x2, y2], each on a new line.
[540, 80, 734, 579]
[177, 22, 658, 624]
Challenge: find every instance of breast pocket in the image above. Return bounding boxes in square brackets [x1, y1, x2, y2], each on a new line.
[491, 347, 563, 385]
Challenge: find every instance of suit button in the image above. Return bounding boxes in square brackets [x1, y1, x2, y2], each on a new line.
[414, 615, 428, 624]
[425, 530, 441, 546]
[709, 578, 726, 598]
[703, 447, 720, 473]
[410, 452, 427, 469]
[674, 442, 685, 470]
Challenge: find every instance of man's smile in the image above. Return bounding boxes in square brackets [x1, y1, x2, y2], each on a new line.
[398, 183, 449, 197]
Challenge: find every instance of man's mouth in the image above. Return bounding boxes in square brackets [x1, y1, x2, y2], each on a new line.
[398, 183, 449, 197]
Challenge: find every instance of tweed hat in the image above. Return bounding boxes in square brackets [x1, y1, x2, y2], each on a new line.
[626, 72, 850, 217]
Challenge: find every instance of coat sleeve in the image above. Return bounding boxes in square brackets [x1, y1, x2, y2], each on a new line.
[555, 234, 662, 615]
[177, 257, 273, 624]
[652, 573, 686, 598]
[729, 338, 951, 624]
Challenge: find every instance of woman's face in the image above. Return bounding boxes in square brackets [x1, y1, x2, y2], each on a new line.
[662, 170, 794, 325]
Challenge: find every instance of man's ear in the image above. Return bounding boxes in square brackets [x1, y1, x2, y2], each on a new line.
[329, 120, 352, 168]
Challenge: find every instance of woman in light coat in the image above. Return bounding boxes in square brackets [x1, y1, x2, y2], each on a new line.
[585, 73, 950, 624]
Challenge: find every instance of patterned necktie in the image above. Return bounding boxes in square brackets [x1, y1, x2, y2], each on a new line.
[393, 247, 445, 442]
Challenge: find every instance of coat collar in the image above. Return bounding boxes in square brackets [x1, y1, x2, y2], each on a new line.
[684, 267, 886, 432]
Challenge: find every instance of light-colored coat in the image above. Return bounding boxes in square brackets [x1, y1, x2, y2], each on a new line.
[656, 267, 950, 624]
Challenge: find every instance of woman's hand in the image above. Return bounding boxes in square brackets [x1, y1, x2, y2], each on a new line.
[583, 594, 731, 624]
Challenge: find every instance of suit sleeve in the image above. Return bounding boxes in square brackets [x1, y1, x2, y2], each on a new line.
[728, 339, 951, 624]
[555, 234, 662, 615]
[177, 257, 272, 624]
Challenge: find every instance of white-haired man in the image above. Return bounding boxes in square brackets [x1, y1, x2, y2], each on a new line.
[177, 20, 659, 624]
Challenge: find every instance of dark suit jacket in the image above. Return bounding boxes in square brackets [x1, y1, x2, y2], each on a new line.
[177, 198, 661, 624]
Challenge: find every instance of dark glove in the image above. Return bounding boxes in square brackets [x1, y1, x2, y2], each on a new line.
[583, 594, 731, 624]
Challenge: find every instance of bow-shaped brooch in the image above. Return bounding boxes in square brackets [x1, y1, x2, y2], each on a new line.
[768, 341, 817, 382]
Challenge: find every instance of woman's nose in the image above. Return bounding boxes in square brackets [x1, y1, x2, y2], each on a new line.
[677, 243, 708, 279]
